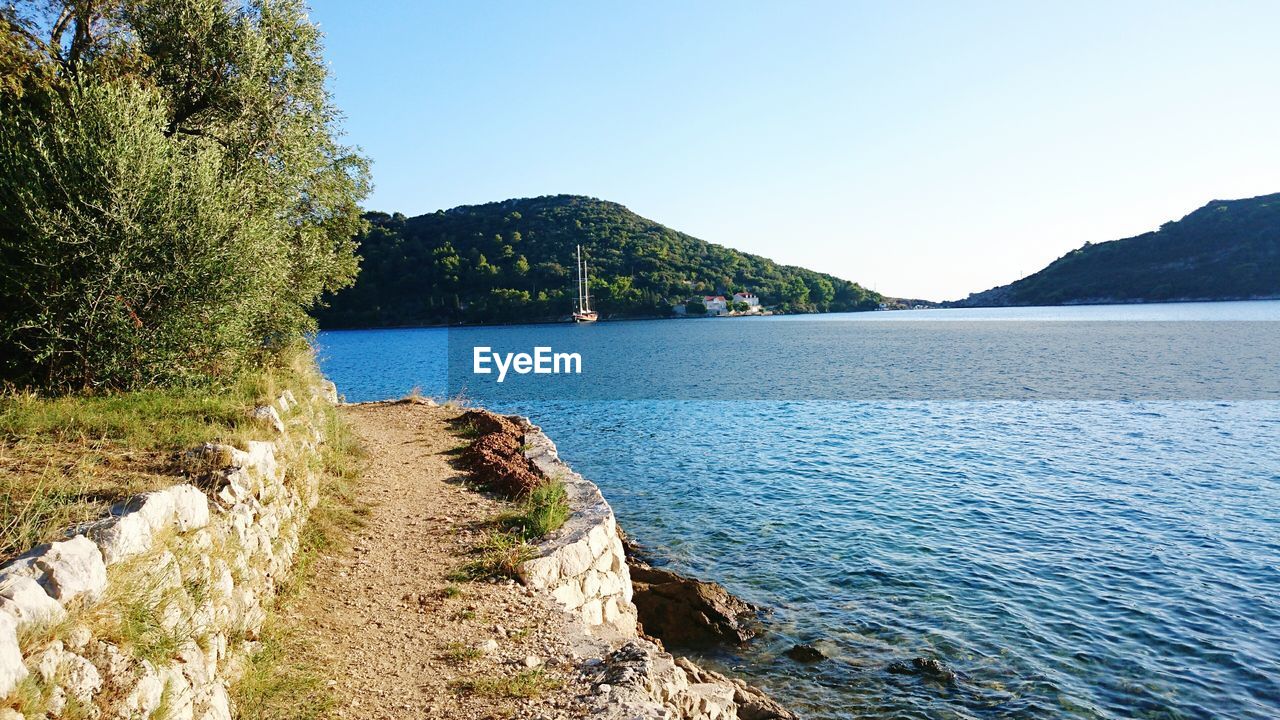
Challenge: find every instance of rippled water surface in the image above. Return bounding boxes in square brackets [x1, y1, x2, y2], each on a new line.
[318, 302, 1280, 720]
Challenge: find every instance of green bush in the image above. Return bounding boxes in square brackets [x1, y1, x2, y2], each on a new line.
[0, 0, 368, 390]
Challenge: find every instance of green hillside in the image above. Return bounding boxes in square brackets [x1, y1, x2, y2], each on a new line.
[316, 195, 881, 326]
[955, 193, 1280, 307]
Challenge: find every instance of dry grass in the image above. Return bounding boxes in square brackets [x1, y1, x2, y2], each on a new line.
[0, 347, 315, 562]
[229, 398, 368, 720]
[440, 642, 484, 664]
[448, 669, 562, 699]
[452, 530, 537, 581]
[231, 623, 337, 720]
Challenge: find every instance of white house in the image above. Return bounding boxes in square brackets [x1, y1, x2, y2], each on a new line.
[703, 295, 729, 316]
[733, 292, 761, 313]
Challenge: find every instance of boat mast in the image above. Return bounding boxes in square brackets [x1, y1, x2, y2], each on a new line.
[583, 256, 591, 312]
[576, 245, 583, 313]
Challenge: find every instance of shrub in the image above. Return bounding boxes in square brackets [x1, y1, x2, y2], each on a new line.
[0, 0, 368, 390]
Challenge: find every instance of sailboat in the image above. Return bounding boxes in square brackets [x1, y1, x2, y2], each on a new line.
[572, 244, 599, 323]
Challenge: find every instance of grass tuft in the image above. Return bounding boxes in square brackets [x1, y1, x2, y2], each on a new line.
[440, 642, 484, 664]
[448, 669, 561, 699]
[232, 623, 336, 720]
[456, 530, 536, 581]
[494, 481, 570, 541]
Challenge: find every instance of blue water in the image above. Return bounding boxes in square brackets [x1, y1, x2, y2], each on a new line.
[317, 301, 1280, 720]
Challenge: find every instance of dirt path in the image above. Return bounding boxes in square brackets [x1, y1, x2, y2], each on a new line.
[290, 401, 595, 720]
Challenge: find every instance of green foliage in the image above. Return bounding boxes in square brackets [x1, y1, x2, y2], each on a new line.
[685, 300, 707, 315]
[316, 195, 882, 326]
[957, 194, 1280, 306]
[0, 0, 368, 390]
[495, 481, 570, 541]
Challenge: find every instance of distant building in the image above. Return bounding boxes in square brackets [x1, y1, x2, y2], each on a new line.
[733, 292, 762, 313]
[703, 295, 729, 316]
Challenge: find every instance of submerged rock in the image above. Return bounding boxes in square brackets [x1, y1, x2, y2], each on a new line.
[887, 656, 957, 684]
[628, 564, 759, 646]
[784, 643, 827, 663]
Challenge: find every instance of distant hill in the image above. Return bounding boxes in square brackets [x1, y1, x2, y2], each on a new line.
[316, 195, 881, 327]
[954, 193, 1280, 307]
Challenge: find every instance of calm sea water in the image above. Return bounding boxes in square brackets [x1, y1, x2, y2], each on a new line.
[317, 301, 1280, 720]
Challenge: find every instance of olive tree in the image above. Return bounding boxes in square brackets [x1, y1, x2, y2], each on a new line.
[0, 0, 368, 389]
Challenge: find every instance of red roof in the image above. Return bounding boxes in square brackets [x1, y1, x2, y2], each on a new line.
[704, 295, 726, 302]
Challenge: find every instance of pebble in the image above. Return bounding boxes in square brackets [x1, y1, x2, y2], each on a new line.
[524, 655, 543, 668]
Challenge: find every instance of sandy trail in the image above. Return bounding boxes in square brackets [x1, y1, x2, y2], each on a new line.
[289, 401, 593, 720]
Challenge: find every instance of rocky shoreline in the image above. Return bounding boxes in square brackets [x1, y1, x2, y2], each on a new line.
[458, 408, 797, 720]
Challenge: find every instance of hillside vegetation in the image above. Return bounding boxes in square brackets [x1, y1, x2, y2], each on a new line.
[315, 195, 881, 327]
[955, 193, 1280, 307]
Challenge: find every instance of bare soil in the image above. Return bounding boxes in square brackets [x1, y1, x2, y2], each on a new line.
[290, 401, 598, 720]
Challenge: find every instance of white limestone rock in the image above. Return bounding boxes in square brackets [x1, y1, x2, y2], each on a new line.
[87, 511, 153, 565]
[598, 571, 624, 598]
[127, 490, 178, 531]
[215, 467, 256, 507]
[552, 581, 586, 611]
[0, 573, 65, 628]
[319, 380, 339, 404]
[168, 484, 211, 531]
[581, 570, 602, 598]
[184, 443, 250, 473]
[243, 441, 278, 479]
[117, 661, 165, 720]
[61, 651, 104, 705]
[162, 664, 197, 720]
[199, 683, 233, 720]
[559, 540, 595, 578]
[0, 612, 27, 697]
[519, 555, 561, 589]
[587, 523, 611, 557]
[65, 625, 93, 652]
[250, 404, 285, 434]
[581, 598, 604, 626]
[31, 535, 108, 603]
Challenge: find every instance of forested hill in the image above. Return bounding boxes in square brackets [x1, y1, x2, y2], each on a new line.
[954, 193, 1280, 307]
[315, 195, 881, 327]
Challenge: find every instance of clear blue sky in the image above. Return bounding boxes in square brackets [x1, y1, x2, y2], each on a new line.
[307, 0, 1280, 300]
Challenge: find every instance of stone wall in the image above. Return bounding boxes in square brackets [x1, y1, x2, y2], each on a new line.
[513, 419, 796, 720]
[0, 380, 339, 719]
[516, 422, 637, 639]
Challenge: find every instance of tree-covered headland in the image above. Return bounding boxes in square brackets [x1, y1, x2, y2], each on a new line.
[316, 195, 882, 327]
